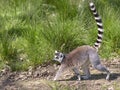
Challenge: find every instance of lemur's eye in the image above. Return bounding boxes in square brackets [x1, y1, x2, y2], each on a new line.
[60, 55, 63, 57]
[56, 56, 59, 59]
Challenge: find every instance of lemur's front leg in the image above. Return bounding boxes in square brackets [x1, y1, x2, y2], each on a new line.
[54, 65, 66, 81]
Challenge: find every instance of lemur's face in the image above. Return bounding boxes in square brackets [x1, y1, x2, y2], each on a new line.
[53, 50, 64, 63]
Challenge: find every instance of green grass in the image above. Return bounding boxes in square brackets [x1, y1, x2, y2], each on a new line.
[0, 0, 120, 71]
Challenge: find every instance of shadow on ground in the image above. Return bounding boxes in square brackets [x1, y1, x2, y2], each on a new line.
[59, 73, 120, 81]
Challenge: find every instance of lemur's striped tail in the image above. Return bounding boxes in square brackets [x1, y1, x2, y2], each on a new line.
[89, 2, 104, 51]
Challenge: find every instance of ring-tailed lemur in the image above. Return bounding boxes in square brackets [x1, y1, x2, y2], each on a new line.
[53, 2, 110, 81]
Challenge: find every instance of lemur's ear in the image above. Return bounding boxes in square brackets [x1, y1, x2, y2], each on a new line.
[55, 50, 58, 53]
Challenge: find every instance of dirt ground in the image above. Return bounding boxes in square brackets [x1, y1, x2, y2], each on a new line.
[0, 58, 120, 90]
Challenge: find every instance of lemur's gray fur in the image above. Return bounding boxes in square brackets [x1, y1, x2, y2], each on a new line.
[53, 2, 110, 81]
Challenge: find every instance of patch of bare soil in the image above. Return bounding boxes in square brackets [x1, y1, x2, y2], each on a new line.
[0, 58, 120, 90]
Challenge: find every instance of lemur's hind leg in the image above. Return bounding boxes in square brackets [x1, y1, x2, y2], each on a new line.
[82, 67, 91, 79]
[89, 52, 110, 80]
[81, 62, 91, 80]
[72, 67, 81, 80]
[93, 64, 110, 80]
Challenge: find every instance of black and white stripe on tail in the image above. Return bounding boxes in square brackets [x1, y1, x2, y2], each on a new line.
[89, 2, 104, 51]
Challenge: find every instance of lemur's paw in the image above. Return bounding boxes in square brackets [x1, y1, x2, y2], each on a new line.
[106, 73, 110, 80]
